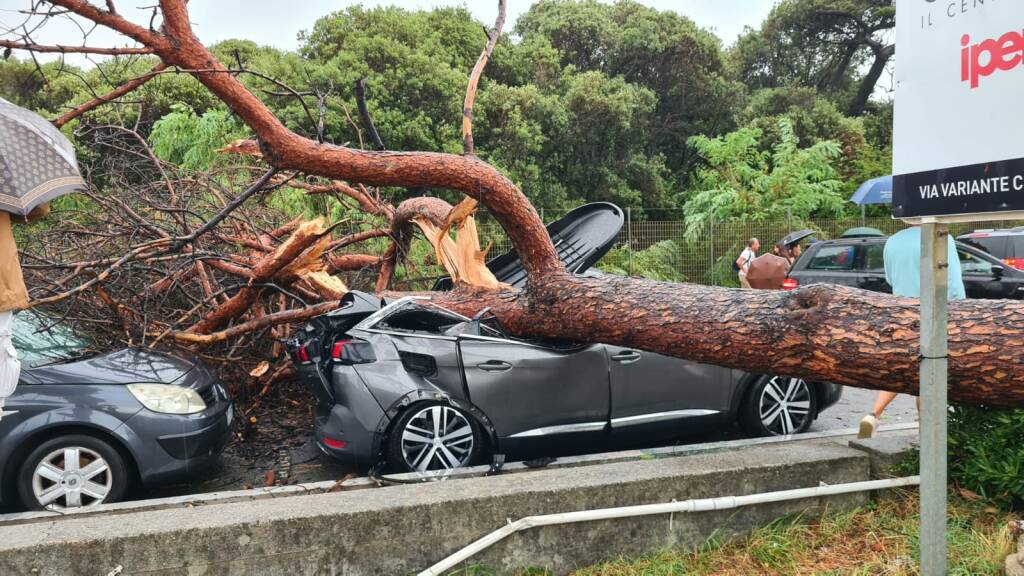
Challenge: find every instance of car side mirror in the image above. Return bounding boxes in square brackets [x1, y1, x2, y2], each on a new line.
[992, 264, 1005, 278]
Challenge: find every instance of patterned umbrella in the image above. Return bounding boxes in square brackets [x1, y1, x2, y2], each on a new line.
[0, 97, 86, 216]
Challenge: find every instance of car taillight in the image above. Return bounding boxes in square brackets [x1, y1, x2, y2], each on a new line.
[322, 437, 347, 449]
[782, 278, 799, 290]
[294, 344, 312, 364]
[1004, 258, 1024, 270]
[330, 339, 352, 360]
[330, 339, 375, 365]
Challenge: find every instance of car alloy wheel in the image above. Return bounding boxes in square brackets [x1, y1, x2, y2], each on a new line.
[32, 446, 113, 510]
[400, 405, 476, 472]
[758, 376, 813, 435]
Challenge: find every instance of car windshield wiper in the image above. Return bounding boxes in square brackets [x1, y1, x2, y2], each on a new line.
[25, 349, 96, 368]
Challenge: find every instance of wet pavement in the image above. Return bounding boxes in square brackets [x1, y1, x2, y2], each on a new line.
[141, 385, 919, 500]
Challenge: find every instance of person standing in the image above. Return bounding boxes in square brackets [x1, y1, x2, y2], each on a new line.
[735, 238, 759, 288]
[858, 225, 966, 438]
[0, 205, 48, 416]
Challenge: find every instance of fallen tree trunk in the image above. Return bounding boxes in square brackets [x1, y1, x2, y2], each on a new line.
[430, 276, 1024, 408]
[14, 0, 1024, 408]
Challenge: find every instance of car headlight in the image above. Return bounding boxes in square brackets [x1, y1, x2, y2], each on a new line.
[126, 384, 206, 414]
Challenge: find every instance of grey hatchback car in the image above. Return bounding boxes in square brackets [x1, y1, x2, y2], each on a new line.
[291, 292, 843, 473]
[1, 312, 233, 510]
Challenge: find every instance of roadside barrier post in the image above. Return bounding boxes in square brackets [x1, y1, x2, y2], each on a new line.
[892, 2, 1024, 570]
[919, 220, 948, 576]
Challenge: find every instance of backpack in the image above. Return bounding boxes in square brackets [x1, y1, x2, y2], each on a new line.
[732, 259, 741, 272]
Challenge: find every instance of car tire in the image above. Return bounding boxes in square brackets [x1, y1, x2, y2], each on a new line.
[386, 402, 482, 473]
[739, 375, 818, 437]
[17, 434, 128, 510]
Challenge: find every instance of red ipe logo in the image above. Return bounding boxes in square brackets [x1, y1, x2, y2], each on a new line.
[962, 30, 1024, 89]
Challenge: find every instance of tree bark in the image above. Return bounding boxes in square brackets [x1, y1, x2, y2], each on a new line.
[848, 43, 894, 116]
[430, 277, 1024, 408]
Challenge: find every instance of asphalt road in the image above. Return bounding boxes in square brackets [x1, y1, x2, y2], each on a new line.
[811, 385, 918, 431]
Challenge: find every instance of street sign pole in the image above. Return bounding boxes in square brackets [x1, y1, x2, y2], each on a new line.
[919, 220, 948, 576]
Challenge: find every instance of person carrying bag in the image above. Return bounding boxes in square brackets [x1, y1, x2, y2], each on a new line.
[0, 204, 49, 415]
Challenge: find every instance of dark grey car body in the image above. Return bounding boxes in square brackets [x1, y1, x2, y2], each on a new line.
[787, 236, 1024, 300]
[0, 345, 232, 507]
[293, 293, 843, 471]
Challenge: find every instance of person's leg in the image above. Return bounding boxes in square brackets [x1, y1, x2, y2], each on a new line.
[0, 310, 19, 420]
[738, 273, 751, 289]
[872, 391, 899, 418]
[859, 391, 899, 439]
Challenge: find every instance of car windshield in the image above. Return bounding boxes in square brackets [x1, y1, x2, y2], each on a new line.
[11, 311, 93, 368]
[960, 235, 1009, 258]
[807, 245, 856, 271]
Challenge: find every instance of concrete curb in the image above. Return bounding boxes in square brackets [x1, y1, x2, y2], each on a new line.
[0, 422, 919, 527]
[0, 437, 903, 575]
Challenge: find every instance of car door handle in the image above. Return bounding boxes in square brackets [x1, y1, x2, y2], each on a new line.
[477, 360, 512, 372]
[611, 351, 641, 364]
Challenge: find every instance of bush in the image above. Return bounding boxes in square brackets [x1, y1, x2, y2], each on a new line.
[598, 240, 687, 283]
[948, 404, 1024, 509]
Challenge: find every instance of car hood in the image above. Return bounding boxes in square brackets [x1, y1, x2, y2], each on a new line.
[27, 348, 200, 386]
[433, 202, 624, 289]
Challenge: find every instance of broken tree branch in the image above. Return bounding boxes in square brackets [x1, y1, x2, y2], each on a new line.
[53, 62, 168, 128]
[462, 0, 506, 155]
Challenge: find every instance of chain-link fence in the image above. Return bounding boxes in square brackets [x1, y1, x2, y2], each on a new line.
[468, 208, 1024, 288]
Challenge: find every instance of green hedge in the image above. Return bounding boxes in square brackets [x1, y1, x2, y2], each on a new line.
[948, 405, 1024, 509]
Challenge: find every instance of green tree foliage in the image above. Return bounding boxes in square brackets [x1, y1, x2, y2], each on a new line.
[0, 58, 82, 114]
[0, 0, 894, 220]
[729, 0, 895, 116]
[684, 119, 845, 239]
[516, 0, 744, 173]
[149, 105, 248, 171]
[297, 5, 484, 153]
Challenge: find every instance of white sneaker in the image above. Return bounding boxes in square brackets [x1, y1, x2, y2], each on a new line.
[858, 414, 879, 439]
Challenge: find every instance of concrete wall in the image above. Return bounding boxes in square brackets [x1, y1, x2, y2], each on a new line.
[0, 438, 896, 576]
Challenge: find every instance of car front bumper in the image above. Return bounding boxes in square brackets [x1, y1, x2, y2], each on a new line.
[118, 386, 233, 487]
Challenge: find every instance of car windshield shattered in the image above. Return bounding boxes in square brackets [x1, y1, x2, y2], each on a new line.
[364, 299, 507, 339]
[11, 311, 93, 368]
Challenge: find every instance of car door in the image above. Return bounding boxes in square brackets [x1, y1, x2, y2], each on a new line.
[958, 247, 1015, 299]
[458, 335, 609, 440]
[857, 242, 892, 293]
[606, 346, 729, 430]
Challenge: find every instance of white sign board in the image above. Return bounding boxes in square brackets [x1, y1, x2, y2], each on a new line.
[893, 0, 1024, 220]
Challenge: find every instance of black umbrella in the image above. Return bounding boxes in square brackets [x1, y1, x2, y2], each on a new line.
[0, 97, 86, 216]
[778, 229, 816, 247]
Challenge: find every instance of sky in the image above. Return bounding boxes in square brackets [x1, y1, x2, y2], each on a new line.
[1, 1, 778, 66]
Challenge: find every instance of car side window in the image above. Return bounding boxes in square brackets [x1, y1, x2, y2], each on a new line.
[375, 306, 465, 335]
[807, 245, 856, 271]
[862, 244, 885, 272]
[959, 250, 994, 275]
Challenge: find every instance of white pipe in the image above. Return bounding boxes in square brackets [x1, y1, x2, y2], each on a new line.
[419, 475, 920, 575]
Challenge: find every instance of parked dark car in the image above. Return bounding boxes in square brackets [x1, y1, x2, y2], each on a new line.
[785, 236, 1024, 300]
[1, 312, 233, 510]
[291, 292, 843, 473]
[957, 227, 1024, 271]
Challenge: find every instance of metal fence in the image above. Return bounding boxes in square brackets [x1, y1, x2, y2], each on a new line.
[469, 209, 1024, 288]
